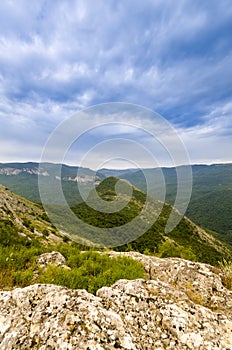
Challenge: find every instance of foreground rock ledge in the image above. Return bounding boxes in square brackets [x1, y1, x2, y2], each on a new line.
[0, 255, 232, 349]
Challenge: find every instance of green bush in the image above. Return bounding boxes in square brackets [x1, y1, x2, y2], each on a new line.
[219, 259, 232, 290]
[158, 240, 197, 260]
[13, 268, 34, 287]
[0, 221, 146, 293]
[36, 253, 146, 294]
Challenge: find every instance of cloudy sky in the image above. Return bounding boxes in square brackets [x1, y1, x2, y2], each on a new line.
[0, 0, 232, 168]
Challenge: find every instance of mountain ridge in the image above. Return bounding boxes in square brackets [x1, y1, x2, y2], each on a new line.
[71, 177, 232, 265]
[0, 161, 231, 246]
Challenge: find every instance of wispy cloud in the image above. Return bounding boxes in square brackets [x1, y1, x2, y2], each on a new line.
[0, 0, 231, 165]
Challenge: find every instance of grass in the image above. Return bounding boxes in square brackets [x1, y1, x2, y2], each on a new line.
[36, 252, 146, 294]
[219, 259, 232, 290]
[0, 217, 146, 293]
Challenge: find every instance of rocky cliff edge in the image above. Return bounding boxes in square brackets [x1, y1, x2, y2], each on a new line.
[0, 252, 232, 350]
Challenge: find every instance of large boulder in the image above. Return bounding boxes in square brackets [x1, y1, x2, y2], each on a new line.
[0, 279, 231, 348]
[103, 251, 232, 319]
[0, 252, 232, 349]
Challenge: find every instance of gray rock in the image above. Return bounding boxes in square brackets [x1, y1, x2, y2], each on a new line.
[103, 251, 232, 319]
[0, 252, 232, 349]
[36, 251, 69, 269]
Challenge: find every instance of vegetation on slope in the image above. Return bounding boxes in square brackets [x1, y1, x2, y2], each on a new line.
[117, 164, 232, 243]
[1, 162, 232, 243]
[0, 162, 102, 206]
[1, 177, 232, 294]
[186, 189, 232, 244]
[72, 177, 232, 266]
[0, 185, 146, 292]
[0, 218, 145, 293]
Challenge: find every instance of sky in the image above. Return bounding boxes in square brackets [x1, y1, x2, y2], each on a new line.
[0, 0, 232, 168]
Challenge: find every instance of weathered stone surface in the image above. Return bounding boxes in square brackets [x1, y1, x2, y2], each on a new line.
[0, 252, 232, 349]
[98, 279, 232, 349]
[0, 284, 136, 350]
[103, 251, 232, 319]
[36, 251, 68, 268]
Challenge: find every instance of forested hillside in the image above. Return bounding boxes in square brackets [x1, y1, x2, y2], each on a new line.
[0, 185, 145, 292]
[72, 177, 232, 265]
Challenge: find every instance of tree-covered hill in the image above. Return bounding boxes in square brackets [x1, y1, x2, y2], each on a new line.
[72, 177, 232, 266]
[1, 162, 231, 244]
[186, 189, 232, 244]
[0, 162, 103, 206]
[111, 163, 232, 243]
[0, 184, 145, 292]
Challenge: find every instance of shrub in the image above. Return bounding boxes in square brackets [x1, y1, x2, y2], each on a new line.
[22, 218, 32, 228]
[36, 253, 146, 294]
[158, 240, 197, 261]
[219, 259, 232, 290]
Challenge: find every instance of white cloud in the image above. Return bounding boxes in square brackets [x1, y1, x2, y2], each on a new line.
[0, 0, 231, 165]
[178, 101, 232, 164]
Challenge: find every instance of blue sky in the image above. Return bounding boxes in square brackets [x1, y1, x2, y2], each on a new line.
[0, 0, 232, 167]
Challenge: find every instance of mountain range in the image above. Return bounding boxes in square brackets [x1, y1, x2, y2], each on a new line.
[0, 174, 231, 266]
[0, 174, 232, 349]
[0, 162, 231, 244]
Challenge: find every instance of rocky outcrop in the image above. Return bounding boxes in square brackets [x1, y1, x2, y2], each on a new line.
[0, 185, 64, 244]
[103, 251, 232, 319]
[0, 252, 232, 349]
[36, 251, 69, 269]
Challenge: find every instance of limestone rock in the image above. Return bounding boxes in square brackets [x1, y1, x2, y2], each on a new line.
[0, 284, 137, 350]
[98, 279, 232, 349]
[103, 251, 232, 319]
[0, 252, 232, 349]
[36, 251, 69, 269]
[0, 278, 231, 349]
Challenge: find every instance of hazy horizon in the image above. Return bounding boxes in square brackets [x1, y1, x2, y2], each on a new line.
[1, 159, 232, 171]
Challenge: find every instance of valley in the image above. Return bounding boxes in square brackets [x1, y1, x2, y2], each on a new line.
[0, 162, 231, 244]
[0, 165, 232, 349]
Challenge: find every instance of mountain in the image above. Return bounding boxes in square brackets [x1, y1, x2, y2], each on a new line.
[186, 189, 232, 244]
[1, 162, 232, 245]
[1, 177, 231, 267]
[71, 177, 232, 265]
[104, 164, 232, 242]
[111, 163, 232, 203]
[97, 168, 139, 178]
[0, 162, 103, 205]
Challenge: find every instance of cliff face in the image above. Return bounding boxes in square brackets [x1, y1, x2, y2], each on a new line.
[0, 252, 232, 350]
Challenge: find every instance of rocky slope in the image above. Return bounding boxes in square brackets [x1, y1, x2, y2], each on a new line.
[0, 252, 232, 350]
[0, 184, 64, 245]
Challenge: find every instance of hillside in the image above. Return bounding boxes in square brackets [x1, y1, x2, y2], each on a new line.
[72, 177, 232, 266]
[0, 162, 102, 206]
[106, 163, 232, 242]
[0, 184, 65, 247]
[1, 162, 231, 242]
[186, 189, 232, 244]
[105, 163, 232, 197]
[0, 184, 147, 292]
